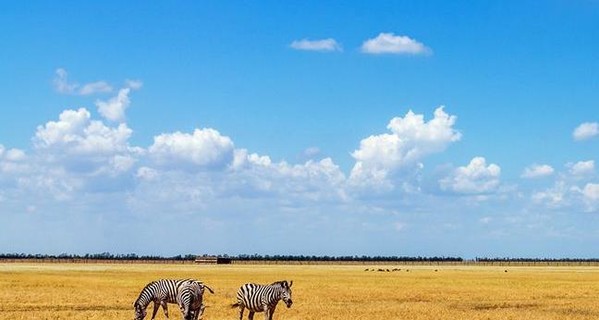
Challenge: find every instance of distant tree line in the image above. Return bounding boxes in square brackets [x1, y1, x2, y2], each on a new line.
[0, 252, 462, 262]
[475, 257, 599, 263]
[4, 253, 598, 263]
[0, 252, 197, 261]
[232, 254, 463, 262]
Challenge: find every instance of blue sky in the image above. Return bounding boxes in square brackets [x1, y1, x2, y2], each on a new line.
[1, 1, 598, 258]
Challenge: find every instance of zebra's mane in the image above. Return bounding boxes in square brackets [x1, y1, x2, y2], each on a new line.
[270, 280, 289, 288]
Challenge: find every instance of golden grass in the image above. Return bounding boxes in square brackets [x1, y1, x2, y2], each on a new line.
[1, 263, 599, 319]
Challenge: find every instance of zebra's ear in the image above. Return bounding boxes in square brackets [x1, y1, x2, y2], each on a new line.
[289, 280, 293, 287]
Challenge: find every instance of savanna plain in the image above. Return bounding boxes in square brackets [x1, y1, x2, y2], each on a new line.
[1, 262, 599, 320]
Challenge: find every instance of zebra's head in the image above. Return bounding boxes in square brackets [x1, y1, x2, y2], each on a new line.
[133, 302, 146, 320]
[278, 280, 293, 308]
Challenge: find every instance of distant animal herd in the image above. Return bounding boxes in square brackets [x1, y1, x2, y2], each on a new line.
[133, 278, 293, 320]
[364, 268, 436, 272]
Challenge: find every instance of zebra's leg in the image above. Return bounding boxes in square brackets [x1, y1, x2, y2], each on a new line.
[238, 305, 245, 320]
[150, 302, 160, 320]
[179, 305, 187, 320]
[268, 307, 275, 320]
[161, 301, 169, 319]
[195, 304, 205, 320]
[248, 311, 255, 320]
[268, 305, 277, 320]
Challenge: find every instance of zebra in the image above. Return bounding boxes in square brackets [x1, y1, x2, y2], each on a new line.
[177, 280, 207, 320]
[177, 279, 215, 320]
[231, 280, 293, 320]
[133, 279, 214, 320]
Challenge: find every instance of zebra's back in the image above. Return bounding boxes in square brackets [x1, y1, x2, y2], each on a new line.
[136, 278, 194, 306]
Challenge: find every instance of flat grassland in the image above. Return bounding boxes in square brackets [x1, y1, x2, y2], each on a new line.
[1, 263, 599, 320]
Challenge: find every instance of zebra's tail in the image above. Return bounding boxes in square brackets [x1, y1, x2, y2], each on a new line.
[203, 284, 215, 294]
[231, 302, 240, 309]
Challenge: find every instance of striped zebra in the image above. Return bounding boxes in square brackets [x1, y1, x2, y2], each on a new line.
[231, 280, 293, 320]
[177, 279, 212, 320]
[133, 279, 214, 320]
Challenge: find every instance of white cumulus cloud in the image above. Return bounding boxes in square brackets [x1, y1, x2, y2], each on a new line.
[95, 88, 131, 123]
[290, 38, 342, 52]
[361, 32, 431, 55]
[95, 80, 142, 123]
[34, 108, 132, 155]
[350, 106, 461, 186]
[440, 157, 501, 194]
[573, 122, 598, 141]
[0, 145, 27, 174]
[569, 160, 595, 176]
[521, 164, 554, 179]
[24, 107, 140, 199]
[148, 128, 235, 169]
[0, 146, 26, 162]
[228, 153, 347, 202]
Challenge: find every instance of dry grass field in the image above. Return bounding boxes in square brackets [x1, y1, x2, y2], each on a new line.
[1, 262, 599, 320]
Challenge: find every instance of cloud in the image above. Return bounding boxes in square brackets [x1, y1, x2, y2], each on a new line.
[582, 183, 599, 201]
[130, 149, 348, 217]
[302, 147, 321, 159]
[53, 69, 141, 122]
[228, 153, 347, 202]
[521, 164, 554, 179]
[290, 38, 342, 52]
[95, 88, 132, 123]
[20, 106, 140, 202]
[532, 179, 598, 212]
[53, 69, 77, 94]
[95, 80, 143, 123]
[34, 108, 132, 156]
[393, 222, 406, 231]
[439, 157, 501, 194]
[529, 160, 596, 211]
[479, 216, 492, 224]
[568, 160, 595, 176]
[0, 145, 26, 162]
[350, 106, 461, 186]
[148, 128, 235, 170]
[361, 33, 431, 55]
[532, 181, 569, 208]
[79, 82, 113, 95]
[573, 122, 598, 141]
[53, 68, 113, 95]
[0, 145, 27, 175]
[125, 79, 143, 90]
[24, 102, 348, 206]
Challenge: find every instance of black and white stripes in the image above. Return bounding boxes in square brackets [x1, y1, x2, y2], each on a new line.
[231, 280, 293, 320]
[133, 278, 292, 320]
[177, 279, 214, 320]
[133, 279, 213, 320]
